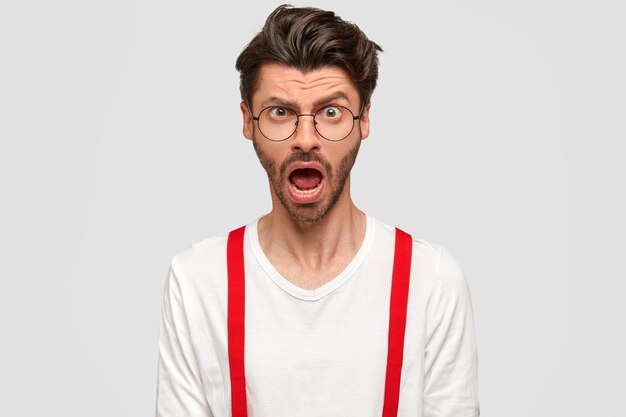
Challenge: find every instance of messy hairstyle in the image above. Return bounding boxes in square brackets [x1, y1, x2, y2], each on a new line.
[235, 4, 383, 110]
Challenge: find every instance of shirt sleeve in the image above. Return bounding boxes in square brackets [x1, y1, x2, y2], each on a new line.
[155, 263, 213, 417]
[423, 247, 480, 417]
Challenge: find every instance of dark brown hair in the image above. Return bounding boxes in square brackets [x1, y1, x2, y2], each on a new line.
[235, 4, 383, 110]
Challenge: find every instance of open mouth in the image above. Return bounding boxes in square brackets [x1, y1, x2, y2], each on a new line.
[290, 168, 323, 191]
[287, 167, 325, 203]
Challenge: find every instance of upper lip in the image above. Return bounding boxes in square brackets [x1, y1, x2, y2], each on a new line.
[286, 161, 326, 179]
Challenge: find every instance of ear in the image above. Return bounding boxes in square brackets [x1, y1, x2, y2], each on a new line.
[240, 101, 254, 140]
[358, 102, 371, 140]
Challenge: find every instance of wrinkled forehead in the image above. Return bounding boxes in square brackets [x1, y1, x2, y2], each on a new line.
[251, 63, 361, 111]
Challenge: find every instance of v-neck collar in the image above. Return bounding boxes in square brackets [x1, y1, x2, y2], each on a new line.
[248, 215, 376, 301]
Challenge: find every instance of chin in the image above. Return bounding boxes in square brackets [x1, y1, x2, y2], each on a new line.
[289, 209, 327, 224]
[284, 195, 340, 224]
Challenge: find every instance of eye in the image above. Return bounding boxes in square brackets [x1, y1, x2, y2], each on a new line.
[320, 106, 342, 119]
[267, 106, 293, 118]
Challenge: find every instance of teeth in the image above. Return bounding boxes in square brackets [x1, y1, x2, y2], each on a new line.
[292, 182, 320, 194]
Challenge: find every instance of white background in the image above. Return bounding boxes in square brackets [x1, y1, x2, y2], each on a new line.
[1, 0, 624, 416]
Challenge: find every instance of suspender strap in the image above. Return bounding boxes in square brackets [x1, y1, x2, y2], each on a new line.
[227, 226, 248, 417]
[226, 226, 413, 417]
[382, 227, 413, 417]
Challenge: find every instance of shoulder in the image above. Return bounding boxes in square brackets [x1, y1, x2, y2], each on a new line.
[373, 217, 468, 291]
[413, 238, 468, 295]
[168, 232, 229, 291]
[372, 217, 444, 264]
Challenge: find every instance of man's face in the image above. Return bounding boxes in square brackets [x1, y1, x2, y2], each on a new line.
[240, 63, 371, 223]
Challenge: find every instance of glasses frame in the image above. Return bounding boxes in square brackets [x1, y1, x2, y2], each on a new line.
[248, 103, 363, 142]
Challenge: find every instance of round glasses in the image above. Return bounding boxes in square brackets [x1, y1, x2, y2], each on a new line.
[251, 105, 361, 142]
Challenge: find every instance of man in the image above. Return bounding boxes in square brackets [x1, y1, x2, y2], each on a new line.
[156, 5, 479, 417]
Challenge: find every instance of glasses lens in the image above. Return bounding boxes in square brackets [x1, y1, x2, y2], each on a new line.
[314, 106, 355, 141]
[258, 106, 298, 141]
[256, 105, 357, 141]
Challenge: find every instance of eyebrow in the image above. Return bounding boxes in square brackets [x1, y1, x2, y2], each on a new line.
[260, 91, 351, 111]
[313, 92, 350, 107]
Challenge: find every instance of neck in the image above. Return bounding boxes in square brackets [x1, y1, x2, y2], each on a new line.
[257, 185, 366, 285]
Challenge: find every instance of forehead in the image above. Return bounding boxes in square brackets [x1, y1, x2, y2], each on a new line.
[253, 63, 360, 107]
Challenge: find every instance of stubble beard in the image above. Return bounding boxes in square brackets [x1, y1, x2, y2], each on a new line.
[253, 137, 361, 224]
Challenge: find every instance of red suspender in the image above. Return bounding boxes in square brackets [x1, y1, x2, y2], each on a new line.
[227, 226, 412, 417]
[382, 228, 413, 417]
[227, 226, 248, 417]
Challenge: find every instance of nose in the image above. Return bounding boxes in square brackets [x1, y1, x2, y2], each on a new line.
[291, 114, 320, 153]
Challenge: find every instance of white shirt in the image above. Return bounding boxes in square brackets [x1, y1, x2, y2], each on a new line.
[156, 216, 479, 417]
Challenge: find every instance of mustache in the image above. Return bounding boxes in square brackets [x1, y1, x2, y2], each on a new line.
[279, 151, 333, 177]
